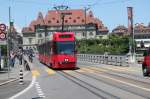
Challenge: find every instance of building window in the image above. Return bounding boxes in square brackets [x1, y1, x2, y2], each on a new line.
[89, 32, 93, 36]
[82, 19, 84, 23]
[73, 20, 76, 23]
[52, 17, 55, 20]
[38, 40, 40, 44]
[69, 17, 72, 19]
[29, 38, 33, 44]
[56, 20, 59, 23]
[65, 20, 68, 23]
[38, 34, 42, 38]
[77, 17, 80, 19]
[48, 20, 51, 23]
[82, 32, 85, 36]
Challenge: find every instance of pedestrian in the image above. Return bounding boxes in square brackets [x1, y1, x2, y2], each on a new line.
[18, 47, 23, 65]
[10, 51, 16, 67]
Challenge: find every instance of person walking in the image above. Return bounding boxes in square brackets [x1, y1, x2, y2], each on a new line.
[10, 51, 16, 67]
[18, 47, 23, 65]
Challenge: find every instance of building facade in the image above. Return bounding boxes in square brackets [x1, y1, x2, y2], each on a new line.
[112, 23, 150, 52]
[8, 22, 23, 51]
[112, 25, 128, 36]
[22, 9, 109, 51]
[22, 27, 36, 50]
[134, 23, 150, 51]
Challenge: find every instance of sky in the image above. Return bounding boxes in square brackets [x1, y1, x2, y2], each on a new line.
[0, 0, 149, 32]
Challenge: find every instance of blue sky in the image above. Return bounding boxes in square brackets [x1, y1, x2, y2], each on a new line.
[0, 0, 149, 32]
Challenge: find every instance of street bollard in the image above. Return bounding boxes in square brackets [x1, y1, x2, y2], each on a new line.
[19, 69, 23, 85]
[126, 57, 129, 66]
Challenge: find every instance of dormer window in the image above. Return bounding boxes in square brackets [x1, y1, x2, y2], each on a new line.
[69, 17, 72, 19]
[48, 20, 51, 23]
[56, 20, 59, 23]
[90, 15, 93, 17]
[73, 20, 76, 23]
[65, 20, 68, 23]
[77, 17, 80, 19]
[82, 19, 84, 23]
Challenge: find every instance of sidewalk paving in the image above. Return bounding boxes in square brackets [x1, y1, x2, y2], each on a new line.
[0, 59, 26, 86]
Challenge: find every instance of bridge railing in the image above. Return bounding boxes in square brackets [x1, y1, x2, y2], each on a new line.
[77, 54, 129, 66]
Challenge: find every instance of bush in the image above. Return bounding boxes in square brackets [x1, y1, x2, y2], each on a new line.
[0, 45, 7, 56]
[77, 35, 130, 54]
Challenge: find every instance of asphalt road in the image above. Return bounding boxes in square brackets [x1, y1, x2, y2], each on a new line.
[4, 57, 150, 99]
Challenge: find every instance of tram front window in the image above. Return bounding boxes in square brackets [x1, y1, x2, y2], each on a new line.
[55, 41, 75, 54]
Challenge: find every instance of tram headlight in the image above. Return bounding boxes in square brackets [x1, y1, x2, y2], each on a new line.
[64, 58, 69, 62]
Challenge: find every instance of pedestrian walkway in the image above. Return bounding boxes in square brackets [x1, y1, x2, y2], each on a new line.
[0, 59, 26, 86]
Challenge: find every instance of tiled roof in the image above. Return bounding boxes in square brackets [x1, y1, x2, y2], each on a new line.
[22, 9, 108, 33]
[134, 23, 150, 33]
[22, 27, 33, 33]
[112, 25, 128, 34]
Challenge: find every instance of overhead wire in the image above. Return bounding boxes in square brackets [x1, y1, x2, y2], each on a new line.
[4, 0, 134, 10]
[84, 0, 132, 9]
[6, 0, 52, 6]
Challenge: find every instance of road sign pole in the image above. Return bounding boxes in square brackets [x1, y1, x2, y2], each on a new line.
[7, 6, 11, 79]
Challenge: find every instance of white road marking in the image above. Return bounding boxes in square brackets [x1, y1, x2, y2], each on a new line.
[9, 76, 36, 99]
[0, 71, 29, 86]
[35, 81, 45, 98]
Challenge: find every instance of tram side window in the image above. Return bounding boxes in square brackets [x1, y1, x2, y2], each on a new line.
[42, 44, 45, 54]
[38, 45, 42, 54]
[48, 42, 52, 55]
[45, 42, 48, 55]
[46, 42, 50, 55]
[143, 48, 150, 56]
[53, 42, 57, 54]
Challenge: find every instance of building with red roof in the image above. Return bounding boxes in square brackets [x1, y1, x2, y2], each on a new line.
[112, 23, 150, 52]
[22, 9, 109, 50]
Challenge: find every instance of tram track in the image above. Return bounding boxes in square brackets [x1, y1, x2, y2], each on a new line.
[73, 68, 150, 99]
[79, 62, 150, 84]
[79, 62, 144, 79]
[57, 71, 120, 99]
[84, 66, 150, 87]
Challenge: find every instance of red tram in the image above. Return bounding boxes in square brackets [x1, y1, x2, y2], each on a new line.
[38, 32, 77, 69]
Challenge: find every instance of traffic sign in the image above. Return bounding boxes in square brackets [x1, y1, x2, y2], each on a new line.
[0, 24, 6, 31]
[0, 33, 6, 40]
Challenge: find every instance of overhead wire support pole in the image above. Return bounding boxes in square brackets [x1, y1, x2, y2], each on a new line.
[53, 5, 70, 32]
[127, 7, 135, 63]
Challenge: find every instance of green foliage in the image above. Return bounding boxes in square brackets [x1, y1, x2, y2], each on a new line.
[0, 45, 7, 56]
[77, 34, 130, 54]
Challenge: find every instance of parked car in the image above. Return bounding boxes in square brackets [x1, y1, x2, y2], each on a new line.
[142, 49, 150, 76]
